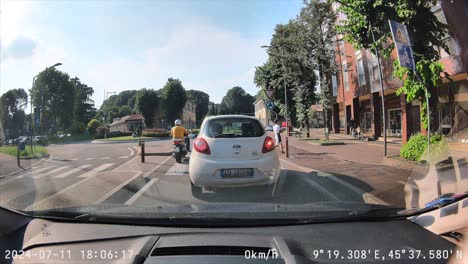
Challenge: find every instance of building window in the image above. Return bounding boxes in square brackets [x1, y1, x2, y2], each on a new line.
[357, 58, 366, 86]
[370, 53, 380, 81]
[332, 74, 338, 96]
[343, 62, 349, 91]
[439, 37, 456, 58]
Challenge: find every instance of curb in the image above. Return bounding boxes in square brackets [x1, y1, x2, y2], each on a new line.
[91, 138, 166, 144]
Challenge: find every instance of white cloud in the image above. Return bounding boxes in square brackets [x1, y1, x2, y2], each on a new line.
[82, 21, 268, 107]
[0, 0, 33, 47]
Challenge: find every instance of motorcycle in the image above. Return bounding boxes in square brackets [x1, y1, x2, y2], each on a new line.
[172, 136, 189, 163]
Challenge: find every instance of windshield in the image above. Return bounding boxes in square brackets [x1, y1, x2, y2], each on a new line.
[204, 118, 265, 138]
[0, 0, 467, 226]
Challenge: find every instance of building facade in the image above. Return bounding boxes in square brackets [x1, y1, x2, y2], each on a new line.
[182, 100, 197, 129]
[254, 98, 269, 127]
[109, 114, 145, 132]
[330, 1, 468, 143]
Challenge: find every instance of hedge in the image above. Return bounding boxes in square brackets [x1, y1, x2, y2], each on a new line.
[142, 131, 170, 137]
[400, 133, 449, 162]
[144, 128, 168, 133]
[95, 131, 133, 139]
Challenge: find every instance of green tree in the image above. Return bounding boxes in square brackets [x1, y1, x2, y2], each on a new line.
[87, 118, 101, 134]
[218, 87, 255, 115]
[133, 89, 159, 128]
[186, 90, 210, 127]
[160, 78, 187, 123]
[335, 0, 450, 129]
[119, 105, 132, 117]
[298, 0, 337, 139]
[31, 67, 75, 133]
[71, 77, 96, 127]
[0, 88, 28, 138]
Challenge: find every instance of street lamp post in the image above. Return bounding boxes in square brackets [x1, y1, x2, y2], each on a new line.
[30, 63, 62, 151]
[261, 45, 290, 158]
[103, 90, 116, 139]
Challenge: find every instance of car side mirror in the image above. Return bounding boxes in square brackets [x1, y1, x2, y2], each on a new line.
[190, 133, 198, 139]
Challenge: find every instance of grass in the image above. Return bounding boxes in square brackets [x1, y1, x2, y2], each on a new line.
[307, 139, 345, 146]
[99, 136, 153, 141]
[0, 146, 49, 159]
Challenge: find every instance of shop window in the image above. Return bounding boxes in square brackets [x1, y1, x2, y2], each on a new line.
[388, 109, 402, 137]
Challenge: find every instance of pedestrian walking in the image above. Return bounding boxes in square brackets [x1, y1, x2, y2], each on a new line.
[273, 119, 284, 153]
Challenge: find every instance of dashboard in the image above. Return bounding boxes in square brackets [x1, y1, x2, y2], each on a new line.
[0, 207, 459, 264]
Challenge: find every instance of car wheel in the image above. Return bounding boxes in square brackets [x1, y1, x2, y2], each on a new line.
[191, 182, 202, 196]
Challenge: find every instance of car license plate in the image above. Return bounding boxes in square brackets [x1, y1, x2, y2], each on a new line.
[221, 168, 254, 178]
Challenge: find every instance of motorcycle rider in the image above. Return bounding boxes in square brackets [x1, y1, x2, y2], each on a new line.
[170, 119, 188, 145]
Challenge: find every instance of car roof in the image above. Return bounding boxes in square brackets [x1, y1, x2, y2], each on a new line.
[205, 115, 258, 121]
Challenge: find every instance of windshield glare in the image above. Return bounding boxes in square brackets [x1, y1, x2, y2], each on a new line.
[0, 0, 466, 226]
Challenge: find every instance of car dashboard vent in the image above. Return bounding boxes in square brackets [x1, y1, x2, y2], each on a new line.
[151, 246, 273, 256]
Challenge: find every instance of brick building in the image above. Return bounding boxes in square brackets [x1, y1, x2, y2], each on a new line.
[254, 98, 269, 127]
[330, 1, 468, 143]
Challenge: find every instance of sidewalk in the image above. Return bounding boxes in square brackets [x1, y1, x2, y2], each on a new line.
[0, 153, 44, 178]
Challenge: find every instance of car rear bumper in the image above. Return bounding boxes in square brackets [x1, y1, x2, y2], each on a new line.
[189, 153, 280, 187]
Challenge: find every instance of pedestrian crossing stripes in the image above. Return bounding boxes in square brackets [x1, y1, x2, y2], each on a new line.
[18, 166, 56, 178]
[77, 163, 114, 178]
[55, 164, 93, 178]
[32, 166, 69, 179]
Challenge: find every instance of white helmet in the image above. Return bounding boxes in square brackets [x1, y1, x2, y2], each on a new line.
[174, 119, 182, 126]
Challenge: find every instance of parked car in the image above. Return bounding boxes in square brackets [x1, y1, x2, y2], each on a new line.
[189, 115, 280, 190]
[33, 136, 48, 145]
[16, 136, 29, 144]
[265, 125, 273, 132]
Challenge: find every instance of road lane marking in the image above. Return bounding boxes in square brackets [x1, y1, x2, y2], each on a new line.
[120, 156, 129, 159]
[32, 166, 69, 179]
[92, 171, 142, 204]
[85, 158, 93, 160]
[54, 164, 92, 178]
[77, 163, 114, 178]
[128, 147, 135, 156]
[101, 157, 111, 160]
[125, 178, 160, 204]
[143, 156, 172, 178]
[165, 163, 188, 176]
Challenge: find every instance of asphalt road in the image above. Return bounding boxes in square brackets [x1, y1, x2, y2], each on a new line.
[0, 139, 384, 213]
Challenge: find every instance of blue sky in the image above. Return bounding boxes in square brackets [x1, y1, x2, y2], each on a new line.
[0, 0, 303, 108]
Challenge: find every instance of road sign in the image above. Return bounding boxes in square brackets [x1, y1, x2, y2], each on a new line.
[265, 89, 275, 100]
[389, 20, 415, 69]
[266, 100, 275, 110]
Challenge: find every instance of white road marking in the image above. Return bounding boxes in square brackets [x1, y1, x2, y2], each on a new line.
[125, 178, 159, 204]
[128, 147, 135, 156]
[32, 166, 69, 179]
[54, 164, 92, 178]
[120, 156, 129, 159]
[69, 158, 78, 161]
[92, 171, 142, 204]
[77, 163, 114, 178]
[85, 158, 93, 161]
[165, 163, 188, 176]
[143, 156, 172, 178]
[101, 157, 111, 160]
[17, 166, 56, 178]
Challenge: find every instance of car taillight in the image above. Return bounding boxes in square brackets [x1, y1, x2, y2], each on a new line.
[262, 136, 275, 153]
[193, 137, 210, 155]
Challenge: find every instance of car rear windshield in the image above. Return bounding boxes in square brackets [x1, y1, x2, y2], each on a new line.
[205, 118, 265, 138]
